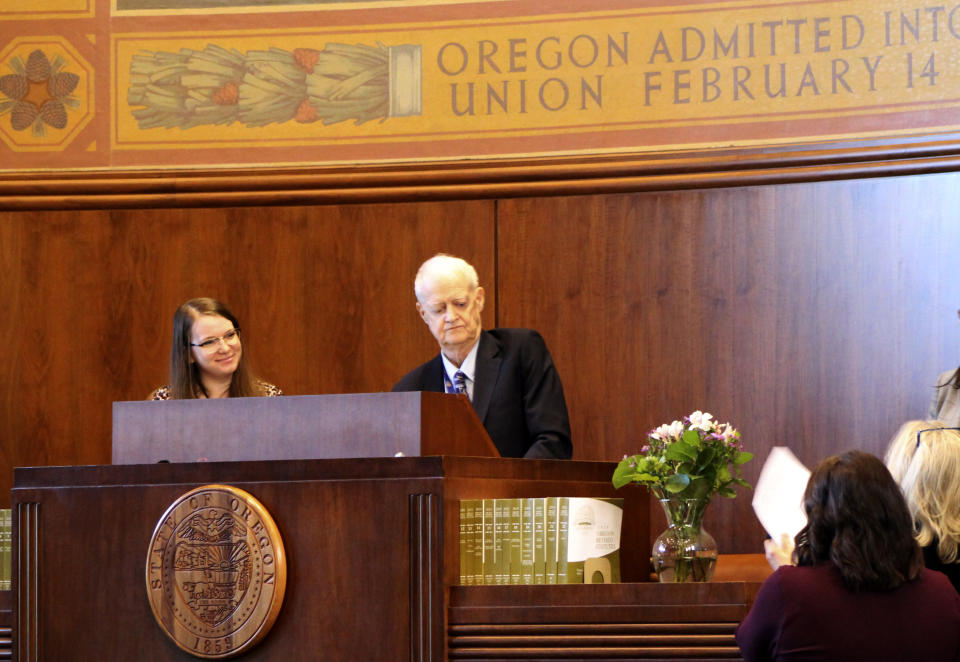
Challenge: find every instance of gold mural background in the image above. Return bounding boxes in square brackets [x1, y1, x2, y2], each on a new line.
[3, 0, 960, 171]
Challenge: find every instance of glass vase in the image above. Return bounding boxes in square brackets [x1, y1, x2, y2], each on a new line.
[651, 497, 718, 582]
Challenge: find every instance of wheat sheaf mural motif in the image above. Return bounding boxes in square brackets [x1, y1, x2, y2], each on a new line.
[128, 42, 421, 130]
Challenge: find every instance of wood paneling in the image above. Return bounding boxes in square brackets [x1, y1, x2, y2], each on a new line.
[0, 201, 496, 504]
[448, 582, 759, 660]
[2, 168, 959, 561]
[497, 174, 960, 553]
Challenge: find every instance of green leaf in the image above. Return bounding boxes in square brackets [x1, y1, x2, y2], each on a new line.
[735, 451, 754, 465]
[664, 473, 691, 493]
[682, 429, 701, 445]
[665, 440, 698, 463]
[612, 460, 638, 488]
[696, 447, 716, 472]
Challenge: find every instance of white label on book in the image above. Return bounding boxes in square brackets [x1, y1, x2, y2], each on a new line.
[566, 498, 623, 562]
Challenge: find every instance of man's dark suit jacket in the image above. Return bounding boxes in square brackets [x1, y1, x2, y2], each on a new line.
[392, 328, 572, 459]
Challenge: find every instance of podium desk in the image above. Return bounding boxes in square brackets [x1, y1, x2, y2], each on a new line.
[12, 456, 744, 662]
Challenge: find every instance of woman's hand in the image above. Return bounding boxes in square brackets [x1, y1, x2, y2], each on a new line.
[764, 533, 795, 570]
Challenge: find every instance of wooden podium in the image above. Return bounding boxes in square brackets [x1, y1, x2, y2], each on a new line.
[112, 392, 499, 463]
[12, 394, 760, 661]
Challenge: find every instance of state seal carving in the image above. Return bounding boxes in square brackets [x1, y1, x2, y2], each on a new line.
[146, 485, 286, 659]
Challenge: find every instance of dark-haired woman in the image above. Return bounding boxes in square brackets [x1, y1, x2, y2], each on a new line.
[736, 450, 960, 661]
[149, 298, 281, 400]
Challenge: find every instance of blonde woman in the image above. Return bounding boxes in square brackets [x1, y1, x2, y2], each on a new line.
[885, 420, 960, 590]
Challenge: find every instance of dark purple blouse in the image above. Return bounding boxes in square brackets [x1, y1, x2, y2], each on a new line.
[736, 562, 960, 661]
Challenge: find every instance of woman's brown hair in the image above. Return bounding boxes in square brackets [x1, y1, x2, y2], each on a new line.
[794, 450, 923, 591]
[168, 297, 261, 399]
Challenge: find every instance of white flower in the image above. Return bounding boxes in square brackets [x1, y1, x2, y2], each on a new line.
[688, 410, 715, 432]
[719, 423, 739, 441]
[667, 420, 684, 438]
[650, 420, 684, 441]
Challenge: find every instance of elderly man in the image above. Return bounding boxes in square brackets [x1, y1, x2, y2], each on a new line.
[392, 254, 572, 459]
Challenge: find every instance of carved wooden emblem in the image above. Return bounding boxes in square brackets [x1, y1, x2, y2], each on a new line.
[146, 484, 286, 658]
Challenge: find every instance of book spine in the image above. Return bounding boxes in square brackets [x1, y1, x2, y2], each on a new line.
[459, 500, 469, 585]
[545, 496, 558, 584]
[520, 498, 534, 584]
[482, 499, 496, 585]
[494, 499, 507, 585]
[533, 497, 546, 584]
[508, 498, 522, 584]
[557, 497, 570, 584]
[1, 509, 10, 591]
[472, 499, 484, 585]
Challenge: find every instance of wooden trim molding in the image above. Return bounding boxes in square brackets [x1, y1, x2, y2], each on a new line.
[448, 583, 760, 661]
[3, 134, 960, 210]
[14, 503, 39, 662]
[0, 589, 10, 662]
[410, 492, 442, 662]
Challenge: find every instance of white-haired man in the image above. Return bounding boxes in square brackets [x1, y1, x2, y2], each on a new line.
[392, 254, 572, 459]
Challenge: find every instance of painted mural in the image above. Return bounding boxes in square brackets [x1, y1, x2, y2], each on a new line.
[3, 0, 960, 171]
[117, 0, 403, 9]
[127, 43, 420, 129]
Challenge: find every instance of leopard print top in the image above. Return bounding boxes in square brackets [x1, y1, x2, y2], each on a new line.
[149, 381, 282, 400]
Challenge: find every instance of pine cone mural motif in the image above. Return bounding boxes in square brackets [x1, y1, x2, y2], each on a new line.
[0, 49, 80, 136]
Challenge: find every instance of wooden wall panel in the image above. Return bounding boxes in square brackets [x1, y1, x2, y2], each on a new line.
[2, 169, 960, 561]
[0, 200, 496, 505]
[496, 173, 960, 554]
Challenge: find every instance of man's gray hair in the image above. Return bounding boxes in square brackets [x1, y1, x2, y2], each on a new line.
[414, 254, 480, 302]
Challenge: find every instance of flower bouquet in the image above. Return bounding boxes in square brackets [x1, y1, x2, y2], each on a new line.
[613, 411, 753, 581]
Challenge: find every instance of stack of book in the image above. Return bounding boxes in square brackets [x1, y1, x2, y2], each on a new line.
[0, 509, 10, 590]
[458, 497, 622, 585]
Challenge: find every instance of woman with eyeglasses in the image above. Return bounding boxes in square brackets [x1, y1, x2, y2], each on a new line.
[736, 450, 960, 661]
[149, 297, 281, 400]
[885, 420, 960, 591]
[929, 310, 960, 424]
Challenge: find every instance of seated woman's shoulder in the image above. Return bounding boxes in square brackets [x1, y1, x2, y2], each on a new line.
[257, 381, 283, 397]
[149, 386, 171, 400]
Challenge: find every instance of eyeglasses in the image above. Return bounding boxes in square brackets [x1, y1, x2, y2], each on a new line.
[916, 427, 960, 449]
[191, 328, 240, 352]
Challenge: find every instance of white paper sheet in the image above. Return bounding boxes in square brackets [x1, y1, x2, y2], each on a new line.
[752, 446, 811, 541]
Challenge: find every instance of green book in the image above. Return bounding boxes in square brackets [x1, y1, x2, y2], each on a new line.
[545, 496, 558, 584]
[494, 499, 508, 585]
[1, 509, 10, 591]
[533, 497, 546, 584]
[556, 497, 569, 584]
[459, 500, 479, 585]
[564, 497, 624, 584]
[520, 498, 534, 584]
[508, 498, 522, 584]
[482, 499, 496, 585]
[459, 500, 469, 585]
[472, 500, 484, 585]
